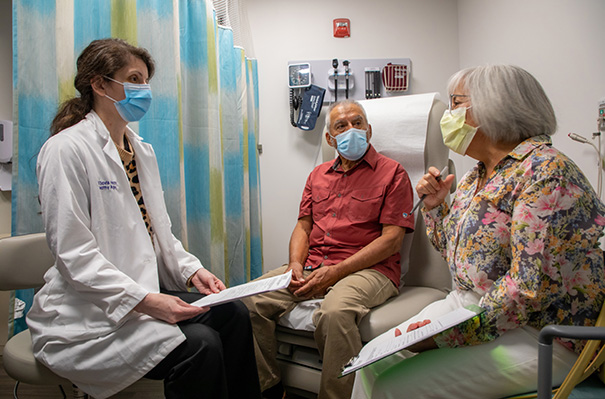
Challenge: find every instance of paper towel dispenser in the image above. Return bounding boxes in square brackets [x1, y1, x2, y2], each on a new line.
[0, 120, 13, 163]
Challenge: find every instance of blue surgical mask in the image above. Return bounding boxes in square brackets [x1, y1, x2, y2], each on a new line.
[330, 128, 369, 161]
[104, 76, 152, 122]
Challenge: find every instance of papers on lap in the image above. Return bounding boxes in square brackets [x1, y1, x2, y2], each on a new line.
[340, 305, 484, 376]
[192, 270, 292, 308]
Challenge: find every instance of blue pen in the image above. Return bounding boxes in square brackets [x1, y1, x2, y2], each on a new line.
[403, 165, 449, 218]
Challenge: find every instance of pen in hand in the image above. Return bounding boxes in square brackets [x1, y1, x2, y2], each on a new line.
[402, 165, 449, 218]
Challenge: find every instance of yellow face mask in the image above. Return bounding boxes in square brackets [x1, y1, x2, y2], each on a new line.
[440, 107, 478, 155]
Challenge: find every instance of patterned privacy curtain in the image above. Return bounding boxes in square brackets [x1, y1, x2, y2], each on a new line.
[10, 0, 262, 336]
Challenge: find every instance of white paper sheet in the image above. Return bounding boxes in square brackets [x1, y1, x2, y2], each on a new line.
[340, 305, 483, 376]
[361, 93, 438, 279]
[192, 270, 292, 308]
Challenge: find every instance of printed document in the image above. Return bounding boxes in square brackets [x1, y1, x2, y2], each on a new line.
[340, 305, 483, 376]
[192, 270, 292, 308]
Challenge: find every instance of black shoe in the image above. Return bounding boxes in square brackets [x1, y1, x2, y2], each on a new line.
[262, 381, 284, 399]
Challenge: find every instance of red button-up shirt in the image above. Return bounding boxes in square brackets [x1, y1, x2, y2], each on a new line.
[298, 145, 414, 287]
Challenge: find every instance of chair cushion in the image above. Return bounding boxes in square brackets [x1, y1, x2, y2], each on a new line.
[2, 330, 69, 385]
[276, 286, 448, 346]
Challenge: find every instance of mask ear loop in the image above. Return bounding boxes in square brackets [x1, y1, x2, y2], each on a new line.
[448, 105, 472, 116]
[104, 75, 123, 86]
[102, 76, 123, 104]
[105, 94, 119, 103]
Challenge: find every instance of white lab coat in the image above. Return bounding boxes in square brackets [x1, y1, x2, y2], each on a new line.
[27, 111, 202, 398]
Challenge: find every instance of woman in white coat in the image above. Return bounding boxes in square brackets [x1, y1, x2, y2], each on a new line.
[26, 38, 261, 399]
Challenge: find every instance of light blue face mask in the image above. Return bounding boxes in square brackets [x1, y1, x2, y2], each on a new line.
[104, 76, 152, 122]
[330, 128, 369, 161]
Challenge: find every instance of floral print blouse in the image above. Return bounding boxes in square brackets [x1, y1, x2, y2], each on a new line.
[424, 135, 605, 353]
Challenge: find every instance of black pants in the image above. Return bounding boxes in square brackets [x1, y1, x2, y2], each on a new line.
[144, 291, 262, 399]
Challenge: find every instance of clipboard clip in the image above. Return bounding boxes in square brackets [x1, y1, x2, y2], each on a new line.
[339, 354, 362, 378]
[343, 354, 359, 369]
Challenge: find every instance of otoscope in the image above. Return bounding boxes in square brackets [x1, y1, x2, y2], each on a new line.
[343, 60, 350, 99]
[332, 59, 339, 102]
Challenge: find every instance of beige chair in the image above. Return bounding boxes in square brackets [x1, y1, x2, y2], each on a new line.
[275, 95, 455, 397]
[0, 233, 166, 399]
[0, 233, 75, 398]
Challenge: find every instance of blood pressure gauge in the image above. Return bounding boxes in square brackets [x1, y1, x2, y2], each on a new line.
[288, 63, 311, 88]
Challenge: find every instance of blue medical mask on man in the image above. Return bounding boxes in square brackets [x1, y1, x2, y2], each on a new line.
[104, 76, 152, 122]
[329, 128, 369, 161]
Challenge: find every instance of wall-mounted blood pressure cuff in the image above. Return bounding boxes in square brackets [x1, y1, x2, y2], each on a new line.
[297, 85, 326, 131]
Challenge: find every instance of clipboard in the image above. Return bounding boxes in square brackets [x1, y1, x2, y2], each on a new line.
[191, 270, 292, 308]
[340, 304, 484, 377]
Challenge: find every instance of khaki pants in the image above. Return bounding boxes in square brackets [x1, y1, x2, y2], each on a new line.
[243, 265, 398, 399]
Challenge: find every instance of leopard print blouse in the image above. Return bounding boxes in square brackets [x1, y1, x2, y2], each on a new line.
[116, 138, 154, 243]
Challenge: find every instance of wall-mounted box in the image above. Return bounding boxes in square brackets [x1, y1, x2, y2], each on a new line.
[0, 120, 13, 163]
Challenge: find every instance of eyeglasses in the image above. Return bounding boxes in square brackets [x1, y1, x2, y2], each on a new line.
[448, 94, 470, 111]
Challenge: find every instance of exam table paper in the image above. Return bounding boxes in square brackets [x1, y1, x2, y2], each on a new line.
[340, 305, 483, 376]
[192, 270, 292, 308]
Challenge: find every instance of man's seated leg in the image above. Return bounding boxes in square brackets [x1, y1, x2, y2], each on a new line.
[312, 268, 398, 399]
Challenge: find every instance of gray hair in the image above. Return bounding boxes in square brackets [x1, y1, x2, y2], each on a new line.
[447, 65, 557, 143]
[323, 99, 369, 134]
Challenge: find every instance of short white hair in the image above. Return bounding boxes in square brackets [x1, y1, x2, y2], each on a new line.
[323, 100, 369, 134]
[447, 65, 557, 143]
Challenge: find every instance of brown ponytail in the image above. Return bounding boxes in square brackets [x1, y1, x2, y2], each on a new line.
[50, 94, 94, 136]
[49, 38, 155, 136]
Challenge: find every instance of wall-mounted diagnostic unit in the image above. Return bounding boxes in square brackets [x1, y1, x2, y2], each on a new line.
[288, 63, 326, 131]
[288, 63, 311, 89]
[290, 58, 411, 103]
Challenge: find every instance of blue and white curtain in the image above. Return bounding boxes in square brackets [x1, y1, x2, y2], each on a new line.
[10, 0, 262, 336]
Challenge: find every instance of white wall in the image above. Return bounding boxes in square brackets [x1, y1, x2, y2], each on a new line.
[456, 0, 605, 184]
[248, 0, 605, 272]
[246, 0, 461, 271]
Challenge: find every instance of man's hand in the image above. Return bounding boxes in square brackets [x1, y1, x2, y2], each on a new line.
[286, 261, 306, 293]
[293, 266, 340, 299]
[191, 268, 226, 295]
[134, 293, 208, 324]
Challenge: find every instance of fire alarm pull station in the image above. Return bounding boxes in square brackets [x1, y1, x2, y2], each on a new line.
[333, 18, 350, 38]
